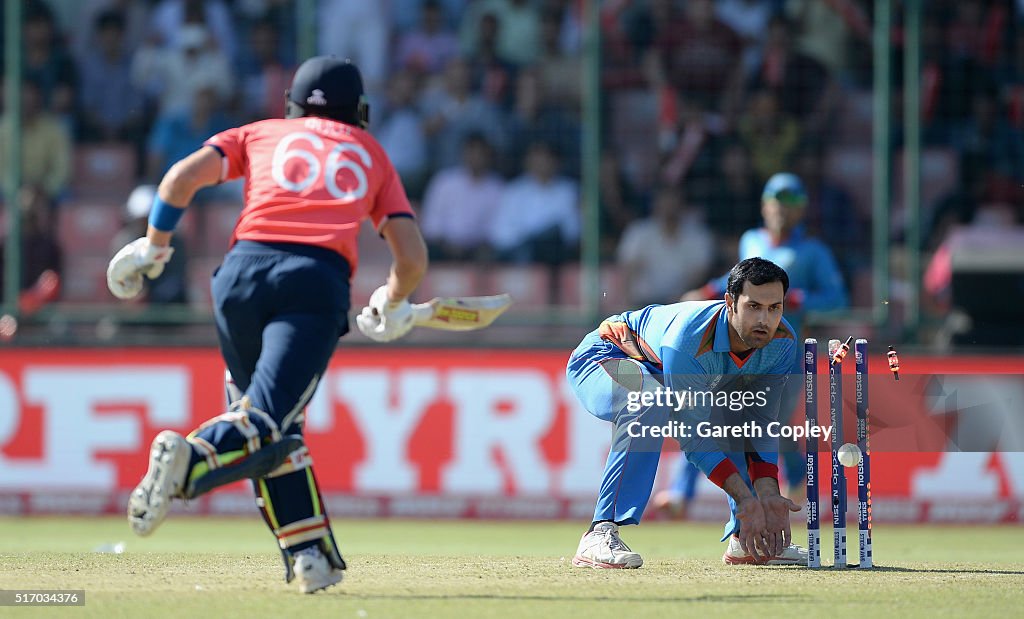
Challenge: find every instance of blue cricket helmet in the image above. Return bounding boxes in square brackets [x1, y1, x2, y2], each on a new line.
[286, 56, 369, 128]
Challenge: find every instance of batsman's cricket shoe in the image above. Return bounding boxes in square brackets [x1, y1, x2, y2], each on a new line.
[722, 535, 808, 566]
[127, 430, 191, 537]
[293, 547, 344, 594]
[572, 522, 644, 569]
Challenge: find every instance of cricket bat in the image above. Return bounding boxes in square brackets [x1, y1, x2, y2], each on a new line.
[410, 294, 512, 331]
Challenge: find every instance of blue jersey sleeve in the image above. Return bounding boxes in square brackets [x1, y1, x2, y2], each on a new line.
[800, 241, 848, 312]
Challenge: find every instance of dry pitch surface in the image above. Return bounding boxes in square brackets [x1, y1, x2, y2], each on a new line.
[1, 517, 1022, 618]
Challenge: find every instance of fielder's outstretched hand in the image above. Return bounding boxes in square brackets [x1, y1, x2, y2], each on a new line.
[760, 494, 801, 557]
[735, 497, 770, 562]
[106, 237, 174, 300]
[356, 285, 414, 342]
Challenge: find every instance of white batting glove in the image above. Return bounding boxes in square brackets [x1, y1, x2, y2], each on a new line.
[106, 238, 175, 300]
[355, 285, 414, 342]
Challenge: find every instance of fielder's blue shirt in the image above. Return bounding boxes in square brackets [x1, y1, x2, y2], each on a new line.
[601, 300, 795, 483]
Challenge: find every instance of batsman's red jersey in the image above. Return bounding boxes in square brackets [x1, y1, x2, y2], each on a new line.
[205, 116, 414, 274]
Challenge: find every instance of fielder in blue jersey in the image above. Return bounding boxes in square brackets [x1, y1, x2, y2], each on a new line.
[568, 258, 806, 568]
[660, 173, 847, 514]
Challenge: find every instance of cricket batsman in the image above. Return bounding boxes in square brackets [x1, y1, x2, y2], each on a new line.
[106, 57, 428, 593]
[567, 257, 807, 568]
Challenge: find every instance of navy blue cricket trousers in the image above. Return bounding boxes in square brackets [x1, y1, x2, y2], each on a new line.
[211, 240, 350, 426]
[183, 240, 352, 562]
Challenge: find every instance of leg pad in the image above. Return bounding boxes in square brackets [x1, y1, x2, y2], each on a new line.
[185, 435, 304, 499]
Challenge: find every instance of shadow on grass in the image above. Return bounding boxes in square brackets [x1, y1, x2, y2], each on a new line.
[864, 566, 1024, 575]
[713, 564, 1024, 575]
[343, 593, 803, 604]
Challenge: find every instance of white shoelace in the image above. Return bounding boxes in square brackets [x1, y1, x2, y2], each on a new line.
[603, 529, 630, 552]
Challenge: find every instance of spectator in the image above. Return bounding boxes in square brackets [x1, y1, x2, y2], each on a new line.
[73, 0, 150, 57]
[234, 0, 298, 68]
[715, 0, 774, 72]
[317, 0, 389, 92]
[537, 8, 582, 109]
[622, 0, 679, 58]
[745, 15, 836, 144]
[598, 150, 643, 255]
[110, 185, 189, 304]
[924, 154, 987, 253]
[505, 69, 581, 178]
[0, 80, 72, 201]
[695, 140, 762, 252]
[0, 186, 62, 316]
[489, 141, 579, 265]
[794, 148, 867, 293]
[132, 24, 234, 119]
[396, 0, 461, 75]
[716, 0, 774, 42]
[922, 11, 1006, 142]
[391, 0, 468, 34]
[23, 2, 78, 118]
[682, 172, 847, 325]
[994, 19, 1024, 95]
[737, 89, 801, 183]
[149, 0, 236, 61]
[617, 185, 714, 307]
[419, 133, 505, 261]
[945, 0, 1005, 67]
[953, 85, 1024, 187]
[645, 0, 744, 115]
[77, 9, 145, 143]
[420, 57, 507, 171]
[146, 85, 234, 182]
[657, 97, 717, 188]
[375, 70, 429, 198]
[785, 0, 870, 77]
[237, 18, 294, 121]
[467, 12, 518, 110]
[544, 0, 582, 54]
[460, 0, 542, 67]
[598, 0, 657, 91]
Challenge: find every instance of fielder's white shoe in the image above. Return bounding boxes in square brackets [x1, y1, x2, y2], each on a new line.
[127, 430, 191, 537]
[572, 522, 644, 569]
[293, 547, 344, 593]
[722, 535, 808, 566]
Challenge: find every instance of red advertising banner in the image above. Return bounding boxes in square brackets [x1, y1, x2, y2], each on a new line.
[0, 348, 1021, 522]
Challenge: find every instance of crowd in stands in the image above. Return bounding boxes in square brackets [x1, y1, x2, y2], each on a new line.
[0, 0, 1021, 318]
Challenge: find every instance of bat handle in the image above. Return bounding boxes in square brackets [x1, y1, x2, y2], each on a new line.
[410, 302, 434, 324]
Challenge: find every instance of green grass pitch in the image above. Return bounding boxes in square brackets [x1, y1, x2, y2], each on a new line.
[1, 516, 1023, 618]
